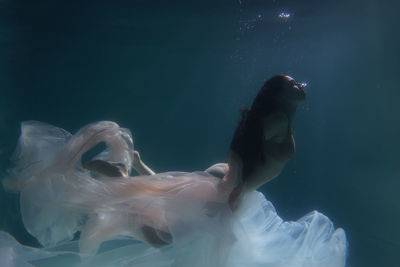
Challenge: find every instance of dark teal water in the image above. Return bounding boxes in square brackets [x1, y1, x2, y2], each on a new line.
[0, 0, 399, 266]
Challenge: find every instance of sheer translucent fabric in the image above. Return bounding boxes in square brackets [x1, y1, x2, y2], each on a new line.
[0, 121, 347, 267]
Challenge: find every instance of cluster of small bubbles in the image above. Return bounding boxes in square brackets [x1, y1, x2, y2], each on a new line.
[278, 12, 291, 19]
[300, 81, 310, 112]
[239, 22, 255, 32]
[299, 82, 308, 87]
[238, 13, 263, 33]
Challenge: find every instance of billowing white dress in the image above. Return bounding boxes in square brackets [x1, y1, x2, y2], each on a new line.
[0, 121, 347, 267]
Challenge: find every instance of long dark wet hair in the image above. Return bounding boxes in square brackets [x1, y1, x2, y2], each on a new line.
[230, 74, 296, 182]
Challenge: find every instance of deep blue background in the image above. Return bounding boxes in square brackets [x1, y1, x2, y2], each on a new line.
[1, 0, 399, 266]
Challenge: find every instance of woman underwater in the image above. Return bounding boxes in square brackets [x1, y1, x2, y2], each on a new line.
[0, 75, 347, 267]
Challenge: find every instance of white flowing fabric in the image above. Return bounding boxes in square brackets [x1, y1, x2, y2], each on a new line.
[0, 121, 347, 267]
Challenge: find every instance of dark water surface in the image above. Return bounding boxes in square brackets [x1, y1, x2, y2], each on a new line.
[1, 0, 399, 266]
